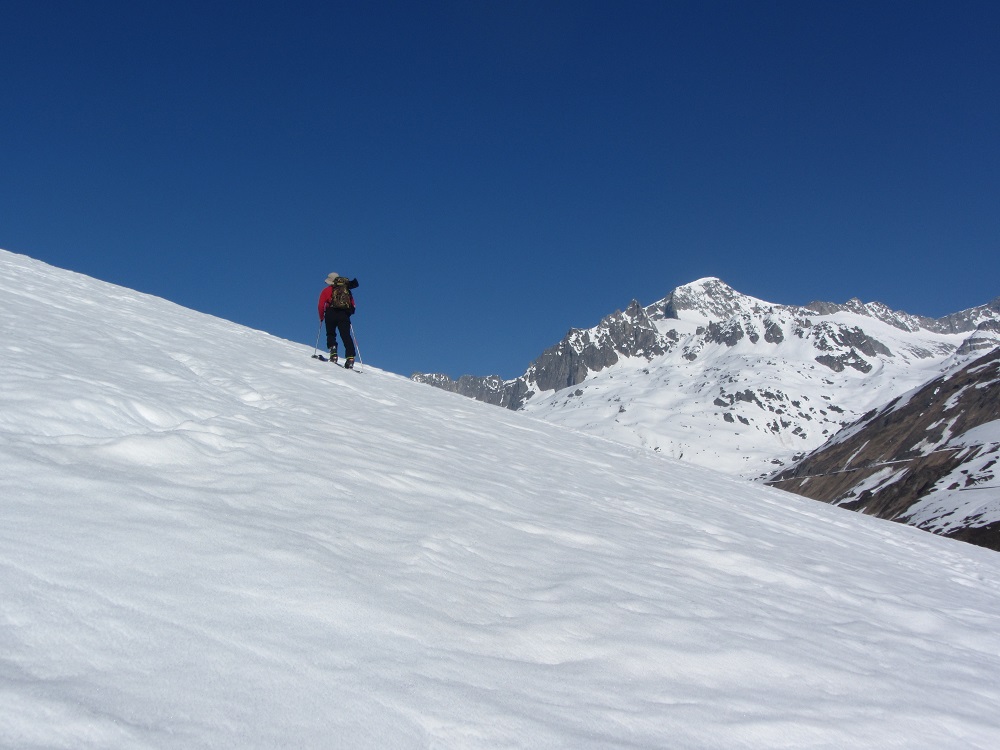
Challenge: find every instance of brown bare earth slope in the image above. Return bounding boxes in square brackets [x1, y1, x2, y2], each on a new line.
[768, 347, 1000, 551]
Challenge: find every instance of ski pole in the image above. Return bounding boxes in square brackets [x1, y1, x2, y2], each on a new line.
[311, 320, 323, 359]
[350, 322, 363, 372]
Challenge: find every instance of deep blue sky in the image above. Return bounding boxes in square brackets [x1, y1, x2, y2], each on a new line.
[3, 1, 998, 379]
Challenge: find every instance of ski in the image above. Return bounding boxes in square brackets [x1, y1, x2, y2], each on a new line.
[311, 354, 362, 372]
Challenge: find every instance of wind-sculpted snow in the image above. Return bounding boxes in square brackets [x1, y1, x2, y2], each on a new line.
[4, 249, 1000, 748]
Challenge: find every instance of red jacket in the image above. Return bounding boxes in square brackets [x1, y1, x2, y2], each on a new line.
[317, 286, 334, 320]
[318, 278, 359, 320]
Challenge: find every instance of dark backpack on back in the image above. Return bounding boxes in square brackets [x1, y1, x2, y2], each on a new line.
[327, 278, 353, 311]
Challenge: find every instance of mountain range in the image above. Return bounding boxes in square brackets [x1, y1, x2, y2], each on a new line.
[413, 278, 1000, 549]
[414, 278, 1000, 479]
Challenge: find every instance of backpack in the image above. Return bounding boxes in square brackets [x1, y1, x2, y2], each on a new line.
[327, 278, 353, 310]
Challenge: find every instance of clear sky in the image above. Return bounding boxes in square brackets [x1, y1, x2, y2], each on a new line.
[3, 1, 998, 379]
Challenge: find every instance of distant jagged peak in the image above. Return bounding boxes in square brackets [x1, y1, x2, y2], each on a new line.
[564, 298, 654, 346]
[955, 320, 1000, 356]
[804, 297, 931, 332]
[934, 295, 1000, 334]
[806, 294, 1000, 334]
[655, 281, 1000, 334]
[656, 277, 781, 322]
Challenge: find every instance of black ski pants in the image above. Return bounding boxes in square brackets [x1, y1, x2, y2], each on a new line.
[325, 309, 356, 358]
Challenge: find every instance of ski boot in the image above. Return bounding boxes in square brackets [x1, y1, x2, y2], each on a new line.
[344, 356, 355, 370]
[329, 348, 338, 364]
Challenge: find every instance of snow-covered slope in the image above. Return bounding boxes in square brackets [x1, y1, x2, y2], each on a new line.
[416, 278, 1000, 478]
[770, 347, 1000, 549]
[4, 248, 1000, 749]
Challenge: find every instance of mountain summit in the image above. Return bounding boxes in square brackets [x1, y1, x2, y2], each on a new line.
[658, 277, 775, 321]
[414, 280, 1000, 478]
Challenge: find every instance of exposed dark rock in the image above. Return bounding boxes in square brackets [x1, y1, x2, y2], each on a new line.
[763, 319, 784, 344]
[934, 296, 1000, 334]
[414, 298, 669, 410]
[706, 319, 745, 347]
[410, 372, 533, 409]
[768, 347, 1000, 552]
[956, 320, 1000, 356]
[815, 351, 873, 373]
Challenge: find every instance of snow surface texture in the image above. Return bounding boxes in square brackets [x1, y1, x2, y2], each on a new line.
[901, 418, 1000, 534]
[3, 248, 1000, 749]
[517, 279, 995, 478]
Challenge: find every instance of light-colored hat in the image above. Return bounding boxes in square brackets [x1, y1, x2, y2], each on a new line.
[325, 272, 340, 285]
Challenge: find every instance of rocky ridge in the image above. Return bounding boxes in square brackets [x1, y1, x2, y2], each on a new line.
[413, 279, 1000, 478]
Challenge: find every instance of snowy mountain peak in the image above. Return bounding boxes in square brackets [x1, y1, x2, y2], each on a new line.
[657, 276, 778, 322]
[415, 277, 999, 481]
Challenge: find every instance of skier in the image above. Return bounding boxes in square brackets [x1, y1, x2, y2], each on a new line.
[318, 272, 360, 368]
